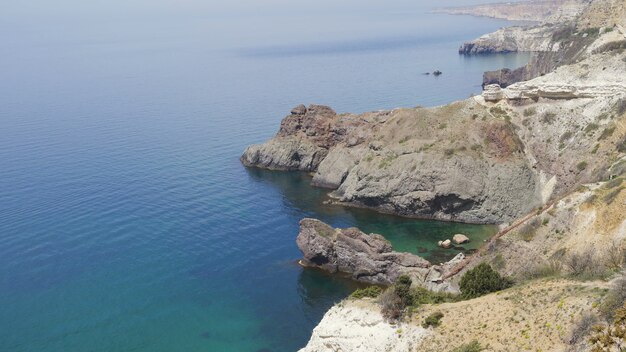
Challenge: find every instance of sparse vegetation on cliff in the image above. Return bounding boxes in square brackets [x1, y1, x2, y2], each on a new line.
[460, 263, 513, 299]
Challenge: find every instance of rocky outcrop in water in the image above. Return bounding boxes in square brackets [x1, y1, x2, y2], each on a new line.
[297, 218, 463, 291]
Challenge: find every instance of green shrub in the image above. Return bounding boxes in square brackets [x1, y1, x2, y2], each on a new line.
[394, 275, 413, 306]
[411, 286, 459, 306]
[603, 186, 624, 204]
[604, 177, 624, 189]
[591, 143, 600, 154]
[517, 218, 540, 242]
[584, 123, 599, 133]
[590, 302, 626, 350]
[519, 260, 562, 280]
[615, 99, 626, 117]
[598, 126, 615, 140]
[380, 288, 404, 322]
[560, 131, 573, 142]
[523, 107, 537, 117]
[577, 161, 588, 171]
[490, 106, 507, 117]
[460, 263, 513, 299]
[350, 286, 383, 299]
[422, 311, 444, 328]
[542, 112, 557, 123]
[452, 340, 484, 352]
[599, 273, 626, 320]
[618, 136, 626, 153]
[580, 27, 600, 36]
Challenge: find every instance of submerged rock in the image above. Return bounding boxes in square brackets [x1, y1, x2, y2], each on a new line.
[296, 218, 461, 292]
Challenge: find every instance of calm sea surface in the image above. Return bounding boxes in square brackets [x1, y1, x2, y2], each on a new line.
[0, 1, 529, 351]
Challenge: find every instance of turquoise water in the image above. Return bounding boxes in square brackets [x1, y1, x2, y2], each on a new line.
[1, 1, 526, 351]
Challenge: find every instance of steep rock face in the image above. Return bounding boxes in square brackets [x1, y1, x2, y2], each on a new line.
[240, 137, 327, 171]
[296, 218, 462, 291]
[483, 67, 529, 88]
[311, 146, 367, 188]
[459, 25, 558, 54]
[298, 299, 429, 352]
[333, 150, 538, 224]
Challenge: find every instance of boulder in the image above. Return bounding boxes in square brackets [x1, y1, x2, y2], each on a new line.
[440, 239, 452, 249]
[453, 234, 470, 244]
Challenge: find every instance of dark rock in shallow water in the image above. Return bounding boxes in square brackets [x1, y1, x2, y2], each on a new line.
[200, 331, 212, 339]
[296, 218, 462, 292]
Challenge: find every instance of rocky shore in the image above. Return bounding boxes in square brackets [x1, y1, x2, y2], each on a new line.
[242, 0, 626, 349]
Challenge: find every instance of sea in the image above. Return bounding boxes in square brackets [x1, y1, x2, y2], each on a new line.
[0, 0, 529, 351]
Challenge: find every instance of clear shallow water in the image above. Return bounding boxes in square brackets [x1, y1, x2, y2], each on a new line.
[1, 1, 527, 351]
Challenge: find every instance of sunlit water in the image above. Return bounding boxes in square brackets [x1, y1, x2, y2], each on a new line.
[0, 1, 529, 351]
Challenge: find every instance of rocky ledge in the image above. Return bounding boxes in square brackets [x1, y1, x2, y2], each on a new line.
[298, 299, 429, 352]
[297, 218, 463, 291]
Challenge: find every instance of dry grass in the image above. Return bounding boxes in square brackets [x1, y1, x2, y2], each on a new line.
[415, 279, 606, 352]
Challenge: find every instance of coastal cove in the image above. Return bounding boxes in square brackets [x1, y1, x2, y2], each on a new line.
[1, 1, 531, 351]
